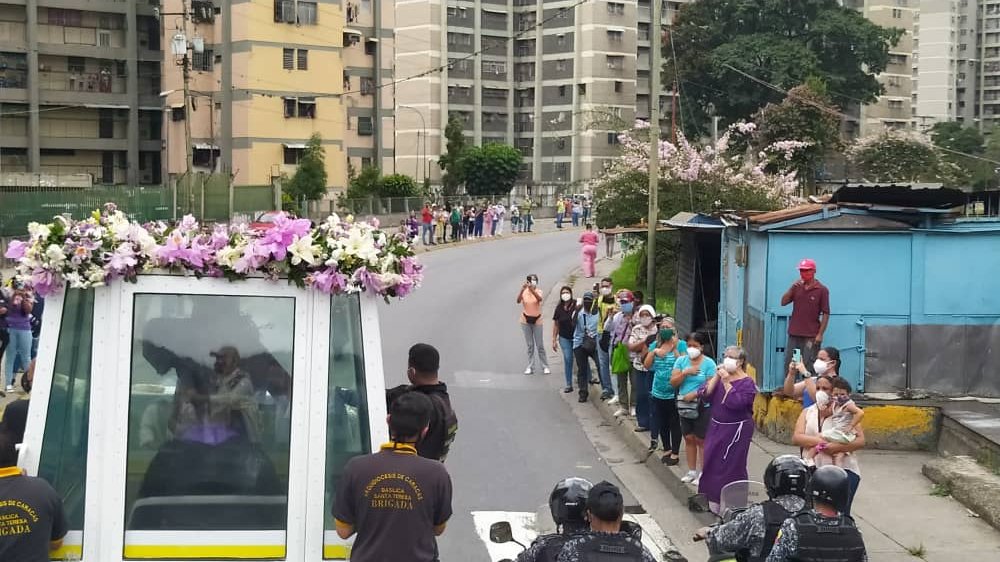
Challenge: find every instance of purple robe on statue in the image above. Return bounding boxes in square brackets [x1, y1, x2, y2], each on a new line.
[697, 375, 758, 506]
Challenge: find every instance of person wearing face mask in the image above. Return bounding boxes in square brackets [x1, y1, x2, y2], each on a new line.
[780, 258, 830, 382]
[783, 347, 841, 409]
[572, 292, 601, 403]
[518, 274, 552, 375]
[579, 224, 600, 278]
[697, 346, 758, 514]
[793, 376, 866, 517]
[671, 332, 716, 484]
[626, 305, 659, 431]
[606, 290, 635, 414]
[594, 277, 617, 401]
[552, 286, 580, 394]
[804, 378, 865, 469]
[643, 324, 685, 464]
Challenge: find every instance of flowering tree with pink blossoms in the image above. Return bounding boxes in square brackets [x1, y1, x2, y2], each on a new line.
[592, 120, 806, 229]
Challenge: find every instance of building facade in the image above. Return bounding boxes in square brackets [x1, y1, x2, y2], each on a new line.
[161, 0, 393, 192]
[0, 0, 162, 186]
[394, 0, 679, 187]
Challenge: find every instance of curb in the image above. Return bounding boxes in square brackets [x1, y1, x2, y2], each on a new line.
[922, 455, 1000, 532]
[587, 388, 717, 527]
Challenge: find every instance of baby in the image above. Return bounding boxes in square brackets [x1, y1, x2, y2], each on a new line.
[807, 377, 864, 468]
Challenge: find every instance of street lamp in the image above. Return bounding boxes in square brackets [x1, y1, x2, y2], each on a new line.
[398, 105, 427, 183]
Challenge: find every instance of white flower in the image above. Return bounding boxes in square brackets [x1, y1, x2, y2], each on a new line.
[44, 244, 66, 265]
[216, 243, 246, 269]
[288, 235, 320, 266]
[27, 222, 51, 240]
[64, 271, 84, 288]
[343, 229, 379, 264]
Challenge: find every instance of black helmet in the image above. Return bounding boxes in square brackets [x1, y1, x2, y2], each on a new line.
[549, 478, 593, 530]
[809, 466, 851, 513]
[764, 455, 810, 499]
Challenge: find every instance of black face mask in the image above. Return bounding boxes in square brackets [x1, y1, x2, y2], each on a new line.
[582, 299, 594, 310]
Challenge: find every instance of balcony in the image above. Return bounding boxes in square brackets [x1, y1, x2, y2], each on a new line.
[37, 24, 127, 54]
[0, 19, 26, 43]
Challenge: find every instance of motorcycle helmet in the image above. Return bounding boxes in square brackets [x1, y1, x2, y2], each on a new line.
[549, 477, 593, 531]
[764, 455, 810, 499]
[808, 465, 851, 513]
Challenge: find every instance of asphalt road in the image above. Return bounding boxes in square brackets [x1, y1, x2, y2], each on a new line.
[377, 230, 629, 561]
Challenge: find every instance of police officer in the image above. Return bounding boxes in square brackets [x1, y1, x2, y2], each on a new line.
[516, 478, 593, 562]
[766, 466, 867, 562]
[695, 455, 811, 562]
[556, 481, 656, 562]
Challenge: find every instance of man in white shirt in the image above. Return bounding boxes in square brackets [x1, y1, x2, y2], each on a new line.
[495, 203, 506, 235]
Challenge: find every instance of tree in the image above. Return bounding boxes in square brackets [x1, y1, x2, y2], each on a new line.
[667, 0, 902, 131]
[438, 116, 469, 195]
[381, 174, 419, 197]
[755, 81, 842, 193]
[847, 130, 941, 183]
[345, 165, 382, 199]
[929, 122, 990, 189]
[286, 133, 328, 202]
[462, 143, 523, 196]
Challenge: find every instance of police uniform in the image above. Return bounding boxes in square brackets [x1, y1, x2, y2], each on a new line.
[556, 530, 657, 562]
[517, 532, 580, 562]
[707, 495, 806, 562]
[764, 511, 867, 562]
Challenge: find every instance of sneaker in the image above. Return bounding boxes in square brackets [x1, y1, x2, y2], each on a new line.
[613, 408, 628, 417]
[648, 440, 658, 452]
[607, 395, 620, 406]
[600, 391, 613, 400]
[524, 366, 533, 375]
[629, 407, 636, 417]
[634, 426, 649, 433]
[680, 470, 698, 483]
[661, 456, 680, 467]
[563, 386, 574, 393]
[4, 385, 12, 393]
[692, 474, 701, 487]
[542, 367, 551, 375]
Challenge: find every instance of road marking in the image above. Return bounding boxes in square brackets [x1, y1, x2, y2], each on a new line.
[472, 510, 677, 561]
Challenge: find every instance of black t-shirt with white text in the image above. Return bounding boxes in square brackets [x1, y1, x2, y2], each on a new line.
[333, 443, 453, 562]
[0, 468, 68, 562]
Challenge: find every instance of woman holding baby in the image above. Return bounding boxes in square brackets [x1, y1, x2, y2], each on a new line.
[792, 375, 867, 516]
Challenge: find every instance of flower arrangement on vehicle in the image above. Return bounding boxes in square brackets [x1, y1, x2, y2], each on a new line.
[4, 203, 423, 301]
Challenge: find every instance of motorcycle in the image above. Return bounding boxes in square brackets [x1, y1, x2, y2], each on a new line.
[693, 479, 768, 562]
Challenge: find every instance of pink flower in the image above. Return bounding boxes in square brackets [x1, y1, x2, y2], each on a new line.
[156, 230, 190, 266]
[308, 268, 348, 294]
[106, 244, 138, 273]
[30, 270, 59, 297]
[4, 240, 27, 260]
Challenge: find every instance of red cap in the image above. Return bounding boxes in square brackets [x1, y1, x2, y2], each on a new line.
[797, 258, 817, 271]
[617, 289, 635, 303]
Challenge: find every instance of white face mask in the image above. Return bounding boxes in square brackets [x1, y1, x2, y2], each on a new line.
[815, 390, 830, 408]
[529, 279, 537, 287]
[687, 347, 702, 360]
[561, 293, 572, 302]
[600, 287, 612, 296]
[813, 359, 829, 375]
[639, 316, 653, 327]
[723, 357, 739, 373]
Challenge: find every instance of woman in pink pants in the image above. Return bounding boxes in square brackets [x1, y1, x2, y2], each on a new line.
[579, 223, 600, 278]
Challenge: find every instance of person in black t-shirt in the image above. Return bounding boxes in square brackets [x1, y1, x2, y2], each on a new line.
[385, 344, 458, 462]
[334, 392, 453, 562]
[551, 285, 579, 394]
[0, 431, 68, 561]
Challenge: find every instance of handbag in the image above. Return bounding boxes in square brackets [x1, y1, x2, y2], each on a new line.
[677, 398, 700, 420]
[599, 331, 611, 352]
[581, 335, 597, 353]
[524, 314, 541, 325]
[611, 343, 631, 375]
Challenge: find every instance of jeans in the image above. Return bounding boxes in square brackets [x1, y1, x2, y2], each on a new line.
[490, 220, 498, 236]
[525, 214, 533, 231]
[631, 368, 653, 429]
[845, 470, 861, 517]
[556, 213, 564, 228]
[651, 396, 682, 453]
[559, 337, 575, 388]
[596, 343, 613, 395]
[4, 328, 32, 387]
[421, 223, 432, 245]
[572, 212, 581, 226]
[616, 371, 631, 410]
[574, 345, 599, 400]
[521, 323, 549, 371]
[451, 222, 460, 241]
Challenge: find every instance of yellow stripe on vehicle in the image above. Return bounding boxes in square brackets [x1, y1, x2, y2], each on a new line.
[123, 545, 286, 559]
[323, 543, 352, 559]
[51, 544, 83, 560]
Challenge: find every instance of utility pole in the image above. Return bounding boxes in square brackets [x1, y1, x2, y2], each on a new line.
[646, 0, 663, 303]
[171, 0, 195, 217]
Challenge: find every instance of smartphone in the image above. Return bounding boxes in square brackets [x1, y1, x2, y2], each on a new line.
[792, 348, 802, 364]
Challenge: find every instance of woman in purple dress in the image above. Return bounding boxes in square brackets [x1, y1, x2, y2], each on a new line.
[697, 345, 759, 513]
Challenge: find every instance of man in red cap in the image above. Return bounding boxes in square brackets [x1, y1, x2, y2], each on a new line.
[780, 258, 830, 374]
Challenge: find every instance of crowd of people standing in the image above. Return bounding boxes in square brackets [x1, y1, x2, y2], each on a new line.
[409, 200, 538, 246]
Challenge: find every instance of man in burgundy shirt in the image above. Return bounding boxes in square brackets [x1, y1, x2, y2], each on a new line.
[780, 258, 830, 374]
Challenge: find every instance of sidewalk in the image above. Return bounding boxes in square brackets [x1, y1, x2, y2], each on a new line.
[560, 256, 1000, 562]
[412, 213, 582, 255]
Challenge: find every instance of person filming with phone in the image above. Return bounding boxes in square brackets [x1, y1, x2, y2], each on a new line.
[780, 259, 830, 378]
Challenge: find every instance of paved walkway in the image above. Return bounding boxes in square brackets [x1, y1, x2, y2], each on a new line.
[562, 256, 1000, 562]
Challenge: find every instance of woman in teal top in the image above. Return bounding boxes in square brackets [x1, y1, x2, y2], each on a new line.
[670, 332, 717, 484]
[643, 326, 686, 465]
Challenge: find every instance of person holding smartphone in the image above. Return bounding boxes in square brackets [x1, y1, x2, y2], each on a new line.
[780, 259, 830, 379]
[518, 274, 551, 375]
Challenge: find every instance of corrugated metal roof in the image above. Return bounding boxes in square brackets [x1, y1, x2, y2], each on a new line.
[746, 204, 831, 225]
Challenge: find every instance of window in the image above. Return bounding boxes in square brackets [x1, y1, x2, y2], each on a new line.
[361, 157, 373, 168]
[47, 8, 83, 26]
[483, 61, 506, 75]
[614, 80, 623, 93]
[892, 8, 902, 18]
[365, 39, 376, 56]
[559, 85, 567, 97]
[557, 34, 566, 46]
[297, 0, 317, 24]
[284, 145, 305, 164]
[360, 77, 374, 94]
[68, 57, 86, 73]
[888, 100, 904, 110]
[192, 145, 220, 167]
[36, 290, 95, 559]
[607, 2, 625, 15]
[358, 116, 374, 135]
[483, 87, 507, 99]
[284, 97, 297, 118]
[298, 97, 316, 118]
[556, 60, 567, 71]
[297, 49, 308, 70]
[123, 294, 295, 557]
[607, 132, 620, 145]
[607, 55, 624, 70]
[274, 0, 294, 22]
[578, 83, 587, 95]
[171, 106, 186, 121]
[192, 49, 214, 71]
[557, 137, 566, 149]
[322, 296, 372, 558]
[283, 48, 294, 70]
[607, 30, 624, 43]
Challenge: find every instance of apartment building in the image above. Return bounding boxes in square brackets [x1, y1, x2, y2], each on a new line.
[0, 1, 162, 186]
[161, 0, 393, 191]
[395, 0, 681, 187]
